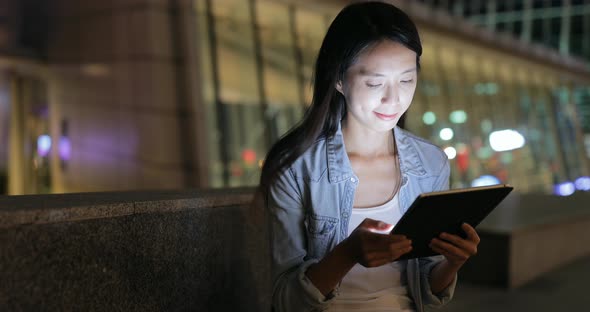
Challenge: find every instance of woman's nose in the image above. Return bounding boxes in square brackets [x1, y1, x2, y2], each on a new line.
[381, 85, 399, 106]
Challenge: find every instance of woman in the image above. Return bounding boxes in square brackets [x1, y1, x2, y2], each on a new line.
[257, 2, 480, 311]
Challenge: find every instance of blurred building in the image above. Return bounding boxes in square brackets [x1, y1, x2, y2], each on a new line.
[417, 0, 590, 60]
[417, 0, 590, 145]
[0, 0, 589, 195]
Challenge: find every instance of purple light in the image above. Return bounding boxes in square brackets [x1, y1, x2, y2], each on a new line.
[574, 177, 590, 191]
[59, 137, 71, 161]
[554, 182, 575, 196]
[37, 135, 51, 157]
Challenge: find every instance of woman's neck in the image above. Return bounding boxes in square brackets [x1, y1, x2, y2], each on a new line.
[342, 120, 396, 158]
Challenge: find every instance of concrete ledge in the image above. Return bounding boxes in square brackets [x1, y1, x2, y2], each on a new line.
[509, 217, 590, 288]
[460, 192, 590, 288]
[0, 188, 270, 311]
[0, 188, 254, 228]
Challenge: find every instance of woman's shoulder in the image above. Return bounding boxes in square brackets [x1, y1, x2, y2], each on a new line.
[396, 127, 448, 174]
[397, 127, 444, 152]
[286, 136, 331, 182]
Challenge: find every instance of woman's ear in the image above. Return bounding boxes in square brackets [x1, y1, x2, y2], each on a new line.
[335, 81, 344, 95]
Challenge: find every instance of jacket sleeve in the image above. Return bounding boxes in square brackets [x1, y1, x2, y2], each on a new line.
[267, 167, 334, 312]
[418, 255, 457, 307]
[419, 158, 457, 307]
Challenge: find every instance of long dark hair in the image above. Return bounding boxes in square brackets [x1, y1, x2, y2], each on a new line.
[259, 1, 422, 191]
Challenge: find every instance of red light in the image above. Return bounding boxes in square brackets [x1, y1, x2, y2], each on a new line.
[456, 145, 469, 173]
[242, 149, 257, 165]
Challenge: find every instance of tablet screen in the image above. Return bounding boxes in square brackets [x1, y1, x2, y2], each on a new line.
[391, 184, 513, 260]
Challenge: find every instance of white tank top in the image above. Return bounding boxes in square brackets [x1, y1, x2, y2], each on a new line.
[328, 193, 415, 312]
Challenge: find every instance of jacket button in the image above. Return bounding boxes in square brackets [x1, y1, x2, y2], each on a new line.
[350, 177, 356, 182]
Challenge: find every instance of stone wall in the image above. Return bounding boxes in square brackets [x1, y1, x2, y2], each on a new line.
[0, 188, 270, 311]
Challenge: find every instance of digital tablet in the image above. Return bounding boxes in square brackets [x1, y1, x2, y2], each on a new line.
[390, 184, 513, 260]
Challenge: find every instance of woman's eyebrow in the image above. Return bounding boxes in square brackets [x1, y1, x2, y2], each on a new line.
[401, 67, 417, 74]
[359, 67, 417, 76]
[359, 69, 386, 77]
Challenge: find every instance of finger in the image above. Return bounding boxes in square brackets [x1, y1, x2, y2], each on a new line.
[439, 231, 479, 255]
[429, 244, 456, 260]
[461, 223, 481, 244]
[363, 242, 412, 262]
[365, 234, 411, 253]
[370, 232, 409, 245]
[430, 243, 467, 263]
[392, 244, 413, 259]
[429, 243, 447, 256]
[363, 247, 410, 266]
[431, 237, 470, 256]
[439, 232, 476, 252]
[430, 238, 471, 259]
[360, 218, 393, 231]
[390, 234, 409, 242]
[388, 244, 413, 261]
[389, 240, 413, 251]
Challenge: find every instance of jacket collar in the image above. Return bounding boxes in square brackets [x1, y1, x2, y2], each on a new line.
[326, 123, 427, 183]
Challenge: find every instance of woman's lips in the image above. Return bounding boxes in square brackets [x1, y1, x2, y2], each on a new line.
[374, 112, 398, 121]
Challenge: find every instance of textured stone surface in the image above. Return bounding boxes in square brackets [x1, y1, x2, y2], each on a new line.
[0, 188, 269, 311]
[0, 188, 254, 228]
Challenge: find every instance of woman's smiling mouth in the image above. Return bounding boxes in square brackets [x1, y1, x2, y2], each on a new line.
[374, 112, 399, 121]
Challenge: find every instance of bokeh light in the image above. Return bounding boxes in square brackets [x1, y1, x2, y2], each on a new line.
[439, 128, 454, 141]
[422, 111, 436, 125]
[444, 146, 457, 159]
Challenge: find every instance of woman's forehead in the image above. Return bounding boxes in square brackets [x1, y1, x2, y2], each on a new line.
[350, 41, 417, 74]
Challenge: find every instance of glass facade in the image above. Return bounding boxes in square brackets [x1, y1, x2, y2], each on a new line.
[0, 72, 51, 195]
[194, 0, 321, 187]
[0, 74, 9, 194]
[193, 0, 590, 194]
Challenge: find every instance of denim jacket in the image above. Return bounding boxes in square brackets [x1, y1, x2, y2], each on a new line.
[267, 125, 456, 312]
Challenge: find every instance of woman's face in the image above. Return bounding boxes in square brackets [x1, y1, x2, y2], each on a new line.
[336, 40, 418, 133]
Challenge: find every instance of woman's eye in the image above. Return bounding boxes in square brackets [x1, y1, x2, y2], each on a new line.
[401, 79, 414, 83]
[366, 83, 382, 88]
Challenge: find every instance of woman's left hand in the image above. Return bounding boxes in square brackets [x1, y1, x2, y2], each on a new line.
[429, 223, 480, 269]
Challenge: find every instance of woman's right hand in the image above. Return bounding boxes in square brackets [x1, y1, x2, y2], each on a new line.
[344, 218, 413, 267]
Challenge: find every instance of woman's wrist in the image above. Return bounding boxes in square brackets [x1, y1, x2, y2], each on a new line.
[305, 240, 357, 296]
[430, 259, 461, 294]
[441, 258, 464, 272]
[340, 236, 359, 266]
